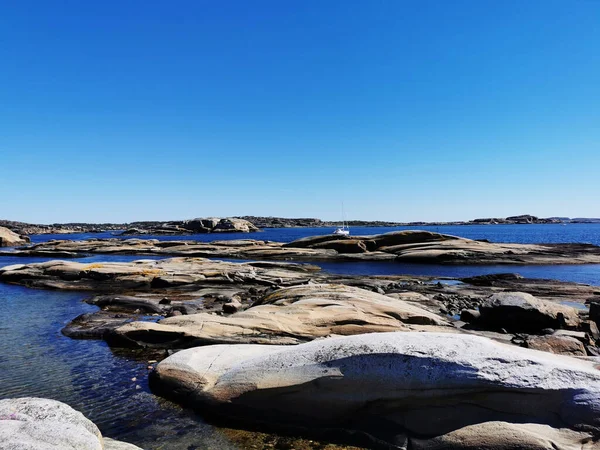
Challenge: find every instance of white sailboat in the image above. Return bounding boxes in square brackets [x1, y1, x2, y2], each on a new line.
[333, 203, 350, 235]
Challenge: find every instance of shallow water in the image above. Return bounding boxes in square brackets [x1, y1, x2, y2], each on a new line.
[0, 253, 241, 448]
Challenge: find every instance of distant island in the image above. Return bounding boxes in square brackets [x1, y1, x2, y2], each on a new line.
[1, 214, 599, 237]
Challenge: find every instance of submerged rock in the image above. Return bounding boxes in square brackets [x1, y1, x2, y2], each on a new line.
[150, 332, 600, 448]
[0, 397, 142, 450]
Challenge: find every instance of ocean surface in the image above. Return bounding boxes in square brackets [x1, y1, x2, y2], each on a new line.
[2, 223, 600, 448]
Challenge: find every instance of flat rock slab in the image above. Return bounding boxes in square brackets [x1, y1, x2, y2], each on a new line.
[0, 397, 142, 450]
[151, 332, 600, 448]
[109, 284, 452, 348]
[0, 257, 320, 292]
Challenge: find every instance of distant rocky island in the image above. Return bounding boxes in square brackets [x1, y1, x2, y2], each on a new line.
[1, 214, 598, 238]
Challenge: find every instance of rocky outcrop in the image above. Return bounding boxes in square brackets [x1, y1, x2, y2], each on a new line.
[121, 217, 260, 235]
[0, 397, 141, 449]
[0, 257, 320, 291]
[150, 332, 600, 448]
[285, 230, 600, 265]
[0, 226, 29, 247]
[108, 284, 450, 348]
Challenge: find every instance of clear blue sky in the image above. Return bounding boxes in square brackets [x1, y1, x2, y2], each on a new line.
[1, 0, 599, 223]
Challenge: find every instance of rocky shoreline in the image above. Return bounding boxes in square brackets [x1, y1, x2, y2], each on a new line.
[2, 214, 600, 238]
[3, 230, 600, 449]
[6, 230, 600, 265]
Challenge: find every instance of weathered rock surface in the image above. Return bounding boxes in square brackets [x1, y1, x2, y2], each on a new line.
[11, 230, 600, 264]
[411, 422, 598, 450]
[150, 332, 600, 447]
[478, 292, 581, 332]
[526, 334, 587, 356]
[0, 257, 320, 291]
[286, 231, 600, 265]
[109, 284, 451, 348]
[3, 256, 600, 359]
[0, 226, 29, 247]
[121, 217, 260, 235]
[0, 397, 141, 450]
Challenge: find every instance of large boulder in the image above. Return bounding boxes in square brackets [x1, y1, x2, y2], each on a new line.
[109, 284, 450, 348]
[150, 332, 600, 447]
[0, 397, 141, 450]
[0, 226, 29, 247]
[182, 217, 220, 232]
[213, 218, 259, 233]
[479, 292, 581, 332]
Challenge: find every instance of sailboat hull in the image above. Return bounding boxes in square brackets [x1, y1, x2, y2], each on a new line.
[333, 228, 350, 236]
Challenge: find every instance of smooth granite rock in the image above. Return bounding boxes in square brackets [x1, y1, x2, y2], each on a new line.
[150, 332, 600, 446]
[410, 422, 598, 450]
[0, 397, 142, 450]
[109, 284, 451, 348]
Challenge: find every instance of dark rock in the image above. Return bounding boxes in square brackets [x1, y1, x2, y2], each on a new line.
[460, 309, 480, 323]
[478, 292, 580, 333]
[62, 312, 135, 339]
[589, 301, 600, 326]
[223, 298, 242, 314]
[582, 320, 600, 341]
[461, 273, 524, 286]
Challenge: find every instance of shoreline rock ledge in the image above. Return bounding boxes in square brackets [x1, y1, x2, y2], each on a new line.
[0, 397, 142, 450]
[150, 332, 600, 449]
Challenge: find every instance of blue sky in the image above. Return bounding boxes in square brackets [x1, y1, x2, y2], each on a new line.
[1, 0, 599, 223]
